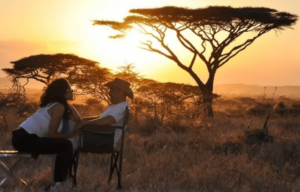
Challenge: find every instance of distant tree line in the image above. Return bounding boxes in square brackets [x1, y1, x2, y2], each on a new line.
[1, 53, 220, 122]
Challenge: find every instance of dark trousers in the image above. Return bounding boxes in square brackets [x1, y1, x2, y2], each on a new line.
[12, 128, 73, 182]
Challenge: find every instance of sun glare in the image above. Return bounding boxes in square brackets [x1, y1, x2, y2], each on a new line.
[74, 23, 161, 75]
[50, 0, 172, 75]
[42, 0, 209, 80]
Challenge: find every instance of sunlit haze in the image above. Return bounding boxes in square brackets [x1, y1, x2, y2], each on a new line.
[0, 0, 299, 86]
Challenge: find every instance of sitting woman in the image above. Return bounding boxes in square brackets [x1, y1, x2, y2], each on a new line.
[11, 78, 81, 189]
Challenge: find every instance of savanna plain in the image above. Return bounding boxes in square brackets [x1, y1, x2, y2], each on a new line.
[1, 93, 300, 192]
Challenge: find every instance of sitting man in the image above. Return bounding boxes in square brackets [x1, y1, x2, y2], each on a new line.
[78, 78, 133, 145]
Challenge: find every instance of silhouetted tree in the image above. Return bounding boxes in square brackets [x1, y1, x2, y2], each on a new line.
[276, 102, 286, 116]
[138, 82, 199, 104]
[94, 6, 298, 117]
[2, 53, 111, 96]
[114, 63, 142, 91]
[0, 82, 26, 131]
[291, 103, 300, 116]
[137, 81, 203, 123]
[0, 82, 25, 109]
[90, 63, 143, 106]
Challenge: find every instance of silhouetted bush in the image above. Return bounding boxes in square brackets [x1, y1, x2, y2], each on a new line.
[248, 102, 273, 116]
[275, 102, 287, 116]
[291, 103, 300, 116]
[15, 101, 39, 117]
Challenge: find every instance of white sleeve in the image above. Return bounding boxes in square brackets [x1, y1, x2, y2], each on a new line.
[106, 104, 127, 123]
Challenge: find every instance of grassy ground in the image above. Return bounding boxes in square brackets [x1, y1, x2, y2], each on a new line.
[1, 97, 300, 192]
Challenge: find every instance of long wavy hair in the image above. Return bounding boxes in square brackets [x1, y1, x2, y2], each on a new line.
[39, 78, 71, 119]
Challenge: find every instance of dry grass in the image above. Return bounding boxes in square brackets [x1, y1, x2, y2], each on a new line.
[1, 97, 300, 192]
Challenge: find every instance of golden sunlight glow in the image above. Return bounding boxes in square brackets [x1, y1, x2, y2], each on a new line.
[54, 0, 208, 76]
[44, 0, 179, 74]
[0, 0, 299, 86]
[74, 27, 162, 74]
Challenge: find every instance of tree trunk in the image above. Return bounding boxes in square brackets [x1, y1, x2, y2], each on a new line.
[202, 91, 214, 117]
[202, 70, 216, 117]
[185, 65, 216, 117]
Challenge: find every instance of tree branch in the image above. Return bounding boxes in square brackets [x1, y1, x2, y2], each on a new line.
[177, 31, 209, 65]
[139, 41, 174, 60]
[189, 53, 197, 69]
[219, 30, 269, 67]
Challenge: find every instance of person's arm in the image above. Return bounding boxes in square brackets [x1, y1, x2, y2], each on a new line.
[75, 116, 116, 131]
[88, 116, 116, 126]
[69, 104, 81, 123]
[48, 104, 81, 138]
[82, 116, 99, 121]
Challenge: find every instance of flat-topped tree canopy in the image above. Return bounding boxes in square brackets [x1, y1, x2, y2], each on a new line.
[130, 6, 298, 29]
[2, 53, 111, 93]
[96, 6, 297, 33]
[93, 6, 298, 117]
[8, 53, 97, 71]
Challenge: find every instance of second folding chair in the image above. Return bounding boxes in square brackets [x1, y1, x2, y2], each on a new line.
[72, 106, 129, 189]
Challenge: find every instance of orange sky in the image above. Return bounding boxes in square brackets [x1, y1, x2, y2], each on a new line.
[0, 0, 299, 86]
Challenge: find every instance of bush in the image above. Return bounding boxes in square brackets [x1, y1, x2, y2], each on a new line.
[248, 102, 273, 116]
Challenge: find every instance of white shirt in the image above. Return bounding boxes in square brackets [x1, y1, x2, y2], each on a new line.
[19, 103, 63, 137]
[99, 101, 129, 146]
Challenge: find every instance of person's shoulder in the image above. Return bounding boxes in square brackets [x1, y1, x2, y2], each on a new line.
[116, 101, 129, 108]
[108, 102, 129, 111]
[49, 103, 65, 111]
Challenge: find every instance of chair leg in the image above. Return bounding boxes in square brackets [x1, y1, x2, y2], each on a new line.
[108, 151, 123, 190]
[72, 150, 80, 186]
[108, 152, 114, 182]
[0, 175, 8, 186]
[68, 160, 73, 179]
[72, 161, 77, 186]
[0, 159, 28, 186]
[108, 151, 120, 183]
[44, 183, 52, 191]
[117, 173, 122, 190]
[116, 156, 122, 190]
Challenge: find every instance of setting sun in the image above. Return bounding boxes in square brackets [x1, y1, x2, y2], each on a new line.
[75, 28, 159, 71]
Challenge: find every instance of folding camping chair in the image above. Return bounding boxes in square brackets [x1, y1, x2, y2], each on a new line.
[0, 150, 31, 186]
[72, 106, 129, 189]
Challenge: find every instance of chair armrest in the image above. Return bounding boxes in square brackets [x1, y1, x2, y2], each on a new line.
[84, 124, 124, 132]
[110, 126, 124, 129]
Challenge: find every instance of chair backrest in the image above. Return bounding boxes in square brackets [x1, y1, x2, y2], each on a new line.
[118, 106, 129, 176]
[119, 106, 129, 150]
[122, 106, 130, 127]
[79, 106, 129, 154]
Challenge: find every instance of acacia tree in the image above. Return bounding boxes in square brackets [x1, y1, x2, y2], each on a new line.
[114, 63, 143, 92]
[0, 82, 26, 131]
[2, 53, 111, 96]
[94, 6, 298, 117]
[137, 81, 201, 123]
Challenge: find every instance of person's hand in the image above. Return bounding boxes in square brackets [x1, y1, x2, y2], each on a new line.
[74, 121, 84, 130]
[81, 118, 89, 124]
[71, 126, 83, 137]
